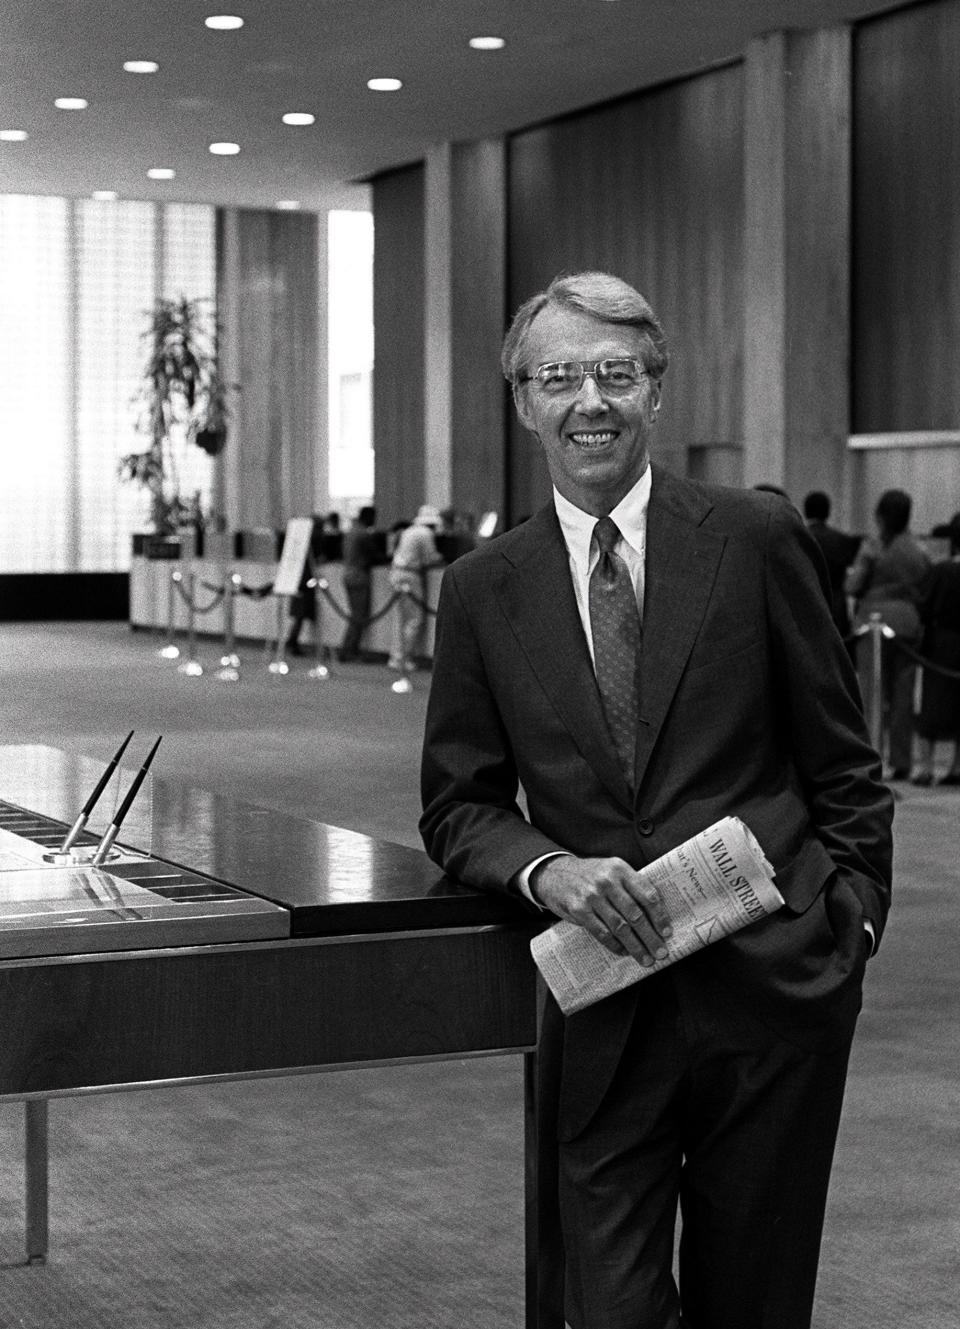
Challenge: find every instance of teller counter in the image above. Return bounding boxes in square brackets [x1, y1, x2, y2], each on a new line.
[0, 744, 561, 1328]
[130, 556, 441, 658]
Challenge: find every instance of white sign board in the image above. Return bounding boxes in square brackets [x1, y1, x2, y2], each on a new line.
[273, 517, 315, 597]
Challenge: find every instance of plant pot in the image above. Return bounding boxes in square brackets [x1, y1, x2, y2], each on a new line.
[195, 427, 227, 456]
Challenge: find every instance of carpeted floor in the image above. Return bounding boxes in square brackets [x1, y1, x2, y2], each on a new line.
[0, 623, 428, 847]
[0, 622, 957, 1328]
[0, 1063, 524, 1329]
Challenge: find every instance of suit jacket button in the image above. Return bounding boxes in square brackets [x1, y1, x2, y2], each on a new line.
[636, 818, 654, 836]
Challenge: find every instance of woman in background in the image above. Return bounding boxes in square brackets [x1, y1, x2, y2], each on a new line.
[846, 489, 931, 779]
[912, 514, 960, 786]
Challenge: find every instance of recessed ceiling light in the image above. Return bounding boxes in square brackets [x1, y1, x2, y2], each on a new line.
[124, 60, 160, 74]
[275, 200, 301, 210]
[469, 36, 506, 50]
[282, 112, 315, 126]
[209, 141, 240, 155]
[147, 167, 175, 180]
[205, 14, 244, 30]
[92, 190, 118, 200]
[55, 97, 88, 110]
[0, 129, 28, 142]
[367, 77, 403, 92]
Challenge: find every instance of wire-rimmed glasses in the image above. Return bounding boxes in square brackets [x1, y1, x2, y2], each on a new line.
[516, 358, 650, 397]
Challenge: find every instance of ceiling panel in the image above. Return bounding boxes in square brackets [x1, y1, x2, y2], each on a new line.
[0, 0, 898, 211]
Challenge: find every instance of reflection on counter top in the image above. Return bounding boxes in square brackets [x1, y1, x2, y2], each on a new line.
[0, 811, 288, 959]
[0, 746, 533, 938]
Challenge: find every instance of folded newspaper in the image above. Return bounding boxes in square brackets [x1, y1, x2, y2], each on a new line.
[530, 816, 782, 1015]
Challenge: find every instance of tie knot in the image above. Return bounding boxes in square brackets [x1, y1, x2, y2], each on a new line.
[594, 516, 621, 556]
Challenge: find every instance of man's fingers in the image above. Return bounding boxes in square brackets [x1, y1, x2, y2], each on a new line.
[599, 881, 670, 963]
[591, 922, 628, 957]
[620, 879, 674, 939]
[537, 856, 675, 963]
[591, 904, 665, 966]
[569, 900, 631, 957]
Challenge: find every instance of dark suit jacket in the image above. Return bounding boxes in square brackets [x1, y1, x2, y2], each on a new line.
[420, 467, 893, 1139]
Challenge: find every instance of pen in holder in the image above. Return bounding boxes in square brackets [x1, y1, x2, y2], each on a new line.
[90, 735, 163, 868]
[43, 731, 135, 863]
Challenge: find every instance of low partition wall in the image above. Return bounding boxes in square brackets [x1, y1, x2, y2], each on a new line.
[0, 573, 129, 622]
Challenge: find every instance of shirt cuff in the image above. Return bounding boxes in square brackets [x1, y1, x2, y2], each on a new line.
[864, 919, 876, 956]
[515, 852, 570, 908]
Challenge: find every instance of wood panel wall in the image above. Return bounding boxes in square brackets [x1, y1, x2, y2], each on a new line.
[450, 139, 508, 524]
[848, 445, 960, 536]
[743, 28, 852, 505]
[852, 0, 960, 433]
[216, 208, 320, 530]
[506, 64, 744, 520]
[372, 164, 425, 526]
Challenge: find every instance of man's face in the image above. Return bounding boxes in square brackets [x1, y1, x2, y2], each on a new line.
[514, 303, 660, 516]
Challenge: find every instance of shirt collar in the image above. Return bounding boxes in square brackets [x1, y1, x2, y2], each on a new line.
[553, 465, 652, 573]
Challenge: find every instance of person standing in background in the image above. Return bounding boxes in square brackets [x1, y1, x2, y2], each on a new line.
[388, 504, 444, 669]
[847, 488, 931, 780]
[803, 490, 861, 644]
[338, 505, 386, 663]
[319, 511, 343, 560]
[912, 513, 960, 786]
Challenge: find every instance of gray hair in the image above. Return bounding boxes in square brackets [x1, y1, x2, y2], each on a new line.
[501, 271, 669, 384]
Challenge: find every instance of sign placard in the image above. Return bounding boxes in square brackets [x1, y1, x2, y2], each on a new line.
[273, 518, 315, 597]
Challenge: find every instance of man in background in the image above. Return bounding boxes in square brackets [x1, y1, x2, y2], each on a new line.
[338, 505, 386, 662]
[388, 504, 444, 669]
[803, 490, 861, 643]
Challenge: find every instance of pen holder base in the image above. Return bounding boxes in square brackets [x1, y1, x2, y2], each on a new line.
[42, 847, 121, 866]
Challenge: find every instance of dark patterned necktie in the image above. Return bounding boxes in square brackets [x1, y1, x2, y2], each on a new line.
[589, 516, 641, 786]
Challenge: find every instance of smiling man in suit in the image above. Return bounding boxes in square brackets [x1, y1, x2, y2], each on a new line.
[419, 272, 893, 1329]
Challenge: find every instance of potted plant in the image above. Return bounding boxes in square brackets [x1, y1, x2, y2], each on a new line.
[119, 295, 236, 535]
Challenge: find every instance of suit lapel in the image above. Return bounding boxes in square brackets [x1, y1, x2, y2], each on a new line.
[491, 473, 726, 808]
[493, 506, 633, 808]
[634, 468, 726, 791]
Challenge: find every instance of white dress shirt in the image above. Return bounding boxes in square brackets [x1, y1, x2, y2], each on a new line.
[517, 467, 651, 903]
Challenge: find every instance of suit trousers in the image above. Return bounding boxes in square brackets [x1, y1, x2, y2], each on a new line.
[559, 962, 855, 1329]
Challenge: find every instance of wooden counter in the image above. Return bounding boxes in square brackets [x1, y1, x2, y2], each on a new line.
[0, 745, 561, 1328]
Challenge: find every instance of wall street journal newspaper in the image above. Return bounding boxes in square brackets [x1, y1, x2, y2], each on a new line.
[530, 816, 783, 1015]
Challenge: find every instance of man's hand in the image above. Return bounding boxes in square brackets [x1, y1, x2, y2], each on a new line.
[530, 855, 673, 964]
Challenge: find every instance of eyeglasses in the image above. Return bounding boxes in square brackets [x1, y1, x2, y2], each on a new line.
[516, 358, 650, 397]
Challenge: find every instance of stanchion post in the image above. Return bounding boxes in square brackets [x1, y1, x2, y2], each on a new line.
[215, 572, 241, 682]
[157, 566, 181, 660]
[391, 588, 415, 694]
[268, 595, 290, 675]
[308, 575, 332, 681]
[864, 611, 896, 761]
[176, 568, 204, 676]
